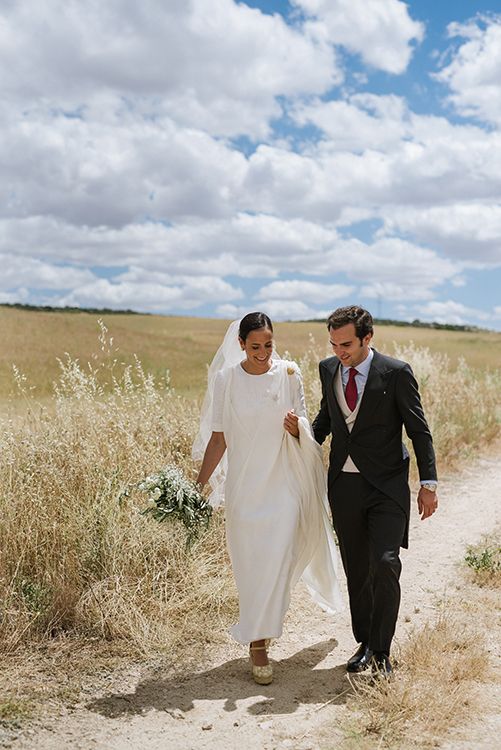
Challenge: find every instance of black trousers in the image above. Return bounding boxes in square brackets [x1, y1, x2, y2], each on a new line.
[329, 472, 407, 654]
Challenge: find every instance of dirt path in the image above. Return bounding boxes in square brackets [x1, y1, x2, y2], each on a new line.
[11, 451, 501, 750]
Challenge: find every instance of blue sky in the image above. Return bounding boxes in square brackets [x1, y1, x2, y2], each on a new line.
[1, 0, 501, 328]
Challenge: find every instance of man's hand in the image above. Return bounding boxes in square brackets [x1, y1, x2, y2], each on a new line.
[417, 487, 438, 520]
[284, 409, 300, 438]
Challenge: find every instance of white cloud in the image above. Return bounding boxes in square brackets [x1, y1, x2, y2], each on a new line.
[294, 0, 424, 74]
[0, 107, 247, 227]
[7, 88, 501, 245]
[0, 215, 460, 295]
[334, 237, 459, 289]
[0, 2, 498, 328]
[251, 299, 328, 321]
[214, 300, 329, 322]
[292, 94, 410, 151]
[359, 282, 434, 302]
[381, 203, 501, 265]
[257, 280, 355, 302]
[3, 75, 501, 261]
[244, 106, 501, 236]
[0, 0, 341, 139]
[56, 276, 243, 313]
[434, 15, 501, 126]
[1, 254, 96, 290]
[0, 214, 342, 277]
[214, 304, 242, 319]
[413, 300, 490, 325]
[0, 288, 30, 304]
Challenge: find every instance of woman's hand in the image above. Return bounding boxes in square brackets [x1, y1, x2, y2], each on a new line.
[283, 409, 300, 438]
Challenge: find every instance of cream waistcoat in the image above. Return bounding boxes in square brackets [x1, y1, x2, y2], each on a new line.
[334, 368, 362, 473]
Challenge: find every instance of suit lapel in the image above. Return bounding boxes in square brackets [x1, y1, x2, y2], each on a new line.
[325, 357, 349, 433]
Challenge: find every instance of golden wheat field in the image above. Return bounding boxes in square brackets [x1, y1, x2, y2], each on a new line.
[1, 306, 500, 400]
[0, 307, 500, 742]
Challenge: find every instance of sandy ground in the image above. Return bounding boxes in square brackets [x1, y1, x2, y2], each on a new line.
[7, 450, 501, 750]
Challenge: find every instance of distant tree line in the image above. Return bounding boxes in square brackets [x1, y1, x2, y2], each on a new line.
[0, 303, 486, 331]
[0, 302, 144, 315]
[375, 317, 485, 332]
[303, 317, 486, 332]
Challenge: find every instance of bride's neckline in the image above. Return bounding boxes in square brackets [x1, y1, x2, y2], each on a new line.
[239, 360, 276, 376]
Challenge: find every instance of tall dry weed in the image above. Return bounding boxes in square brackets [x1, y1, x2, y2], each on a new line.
[392, 342, 500, 468]
[0, 323, 236, 656]
[341, 611, 487, 750]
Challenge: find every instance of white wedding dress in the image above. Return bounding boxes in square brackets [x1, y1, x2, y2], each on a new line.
[210, 358, 343, 644]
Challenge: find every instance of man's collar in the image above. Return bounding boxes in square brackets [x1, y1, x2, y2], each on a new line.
[341, 347, 373, 376]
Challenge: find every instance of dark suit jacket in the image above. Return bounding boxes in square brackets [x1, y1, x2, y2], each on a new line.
[312, 349, 437, 548]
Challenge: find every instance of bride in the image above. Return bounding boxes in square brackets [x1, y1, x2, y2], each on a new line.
[193, 312, 343, 685]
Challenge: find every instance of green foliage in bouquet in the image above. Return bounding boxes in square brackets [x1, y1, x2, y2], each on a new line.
[138, 464, 213, 547]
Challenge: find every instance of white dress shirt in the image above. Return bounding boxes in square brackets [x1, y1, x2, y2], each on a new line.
[340, 347, 373, 407]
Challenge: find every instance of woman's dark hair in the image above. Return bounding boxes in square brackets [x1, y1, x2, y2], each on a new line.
[238, 312, 273, 341]
[326, 305, 373, 343]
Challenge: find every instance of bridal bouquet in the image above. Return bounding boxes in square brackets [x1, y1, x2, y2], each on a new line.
[138, 464, 212, 547]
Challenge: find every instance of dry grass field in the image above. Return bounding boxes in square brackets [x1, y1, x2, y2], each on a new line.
[0, 307, 500, 746]
[341, 523, 501, 750]
[1, 306, 500, 400]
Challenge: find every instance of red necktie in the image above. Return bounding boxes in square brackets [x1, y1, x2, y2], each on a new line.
[345, 367, 358, 411]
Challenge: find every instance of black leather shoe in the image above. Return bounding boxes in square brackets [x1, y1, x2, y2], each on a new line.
[371, 651, 393, 678]
[346, 643, 373, 673]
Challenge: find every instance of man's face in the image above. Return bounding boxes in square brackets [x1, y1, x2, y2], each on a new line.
[328, 323, 372, 368]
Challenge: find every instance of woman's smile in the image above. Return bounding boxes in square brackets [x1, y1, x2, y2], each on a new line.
[239, 327, 275, 374]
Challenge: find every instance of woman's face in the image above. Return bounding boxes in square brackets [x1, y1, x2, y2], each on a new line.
[239, 327, 274, 373]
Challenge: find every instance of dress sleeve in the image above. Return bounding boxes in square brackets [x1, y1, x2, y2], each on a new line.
[211, 370, 226, 432]
[290, 364, 307, 418]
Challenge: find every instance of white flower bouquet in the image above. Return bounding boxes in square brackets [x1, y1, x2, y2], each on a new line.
[138, 464, 212, 547]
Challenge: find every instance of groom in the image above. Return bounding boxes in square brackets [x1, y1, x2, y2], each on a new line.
[312, 305, 438, 676]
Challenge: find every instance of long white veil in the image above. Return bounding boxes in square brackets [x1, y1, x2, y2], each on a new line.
[192, 318, 280, 507]
[192, 320, 243, 507]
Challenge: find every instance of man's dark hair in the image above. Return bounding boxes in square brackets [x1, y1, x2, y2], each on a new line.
[239, 311, 273, 342]
[326, 305, 373, 343]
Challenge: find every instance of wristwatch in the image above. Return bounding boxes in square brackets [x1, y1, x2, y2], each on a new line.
[421, 482, 438, 492]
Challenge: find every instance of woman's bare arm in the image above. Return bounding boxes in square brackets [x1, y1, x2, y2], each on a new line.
[196, 431, 227, 487]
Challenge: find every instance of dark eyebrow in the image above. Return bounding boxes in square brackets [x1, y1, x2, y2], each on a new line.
[330, 339, 352, 346]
